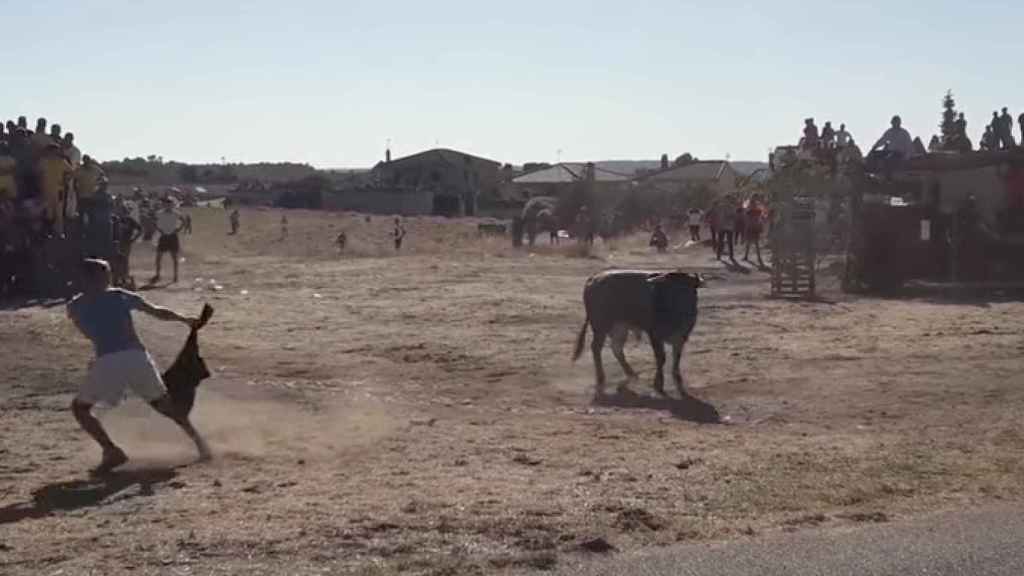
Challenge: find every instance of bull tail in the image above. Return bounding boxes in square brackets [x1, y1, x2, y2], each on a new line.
[572, 316, 590, 363]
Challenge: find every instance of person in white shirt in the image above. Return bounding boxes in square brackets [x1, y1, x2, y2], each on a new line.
[153, 197, 183, 284]
[686, 208, 703, 242]
[835, 123, 852, 148]
[872, 115, 914, 158]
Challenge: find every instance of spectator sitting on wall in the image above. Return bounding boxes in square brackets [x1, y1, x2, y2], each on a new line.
[801, 118, 820, 150]
[821, 121, 836, 149]
[0, 139, 17, 203]
[76, 155, 107, 227]
[36, 143, 72, 237]
[871, 115, 914, 158]
[31, 117, 53, 155]
[62, 133, 81, 168]
[835, 123, 852, 148]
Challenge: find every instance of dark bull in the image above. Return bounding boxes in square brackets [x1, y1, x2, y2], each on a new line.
[572, 270, 703, 396]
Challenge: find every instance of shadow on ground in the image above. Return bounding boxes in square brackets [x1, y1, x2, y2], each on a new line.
[0, 467, 177, 525]
[593, 385, 721, 424]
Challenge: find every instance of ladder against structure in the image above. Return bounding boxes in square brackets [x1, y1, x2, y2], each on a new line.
[771, 199, 816, 298]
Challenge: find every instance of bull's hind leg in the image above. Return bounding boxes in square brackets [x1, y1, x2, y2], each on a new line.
[609, 325, 637, 385]
[670, 335, 686, 397]
[649, 333, 667, 395]
[591, 330, 608, 395]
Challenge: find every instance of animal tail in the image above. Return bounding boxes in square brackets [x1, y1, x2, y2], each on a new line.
[572, 316, 589, 362]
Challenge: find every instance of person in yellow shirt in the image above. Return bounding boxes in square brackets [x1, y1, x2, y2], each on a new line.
[31, 117, 54, 156]
[75, 155, 106, 224]
[0, 142, 17, 202]
[36, 144, 72, 236]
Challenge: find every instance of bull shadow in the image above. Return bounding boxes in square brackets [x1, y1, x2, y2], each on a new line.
[0, 466, 177, 525]
[593, 384, 721, 424]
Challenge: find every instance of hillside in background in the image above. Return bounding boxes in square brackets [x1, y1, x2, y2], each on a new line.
[102, 157, 319, 186]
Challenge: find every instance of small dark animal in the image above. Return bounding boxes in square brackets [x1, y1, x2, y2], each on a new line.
[572, 270, 703, 396]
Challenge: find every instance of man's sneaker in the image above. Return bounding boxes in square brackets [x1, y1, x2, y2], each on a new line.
[91, 447, 128, 476]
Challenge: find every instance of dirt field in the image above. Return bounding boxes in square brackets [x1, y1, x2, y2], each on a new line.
[3, 206, 1024, 575]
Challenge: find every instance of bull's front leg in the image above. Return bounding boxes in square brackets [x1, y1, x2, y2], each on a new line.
[670, 337, 686, 397]
[649, 333, 666, 395]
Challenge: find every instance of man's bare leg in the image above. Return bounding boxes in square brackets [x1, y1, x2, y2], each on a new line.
[171, 251, 179, 284]
[152, 251, 162, 283]
[150, 396, 211, 461]
[71, 399, 128, 474]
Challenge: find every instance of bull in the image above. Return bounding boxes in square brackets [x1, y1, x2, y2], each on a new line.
[572, 270, 704, 396]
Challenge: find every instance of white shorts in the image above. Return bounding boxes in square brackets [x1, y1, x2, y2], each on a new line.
[78, 349, 167, 407]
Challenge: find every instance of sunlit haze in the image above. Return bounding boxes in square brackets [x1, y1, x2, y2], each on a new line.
[7, 0, 1023, 166]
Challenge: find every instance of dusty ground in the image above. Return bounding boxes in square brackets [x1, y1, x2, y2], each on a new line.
[3, 206, 1024, 575]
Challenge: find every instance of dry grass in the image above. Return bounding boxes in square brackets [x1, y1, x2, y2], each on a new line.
[2, 206, 1024, 575]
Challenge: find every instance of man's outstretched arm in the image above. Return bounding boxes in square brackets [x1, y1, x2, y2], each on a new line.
[135, 297, 197, 327]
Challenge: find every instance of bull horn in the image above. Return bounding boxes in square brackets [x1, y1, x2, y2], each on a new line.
[646, 272, 669, 284]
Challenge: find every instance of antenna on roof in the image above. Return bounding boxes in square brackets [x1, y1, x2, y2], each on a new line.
[556, 148, 563, 163]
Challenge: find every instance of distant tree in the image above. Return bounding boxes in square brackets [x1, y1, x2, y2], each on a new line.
[940, 90, 957, 145]
[522, 162, 552, 173]
[673, 153, 698, 166]
[660, 154, 669, 170]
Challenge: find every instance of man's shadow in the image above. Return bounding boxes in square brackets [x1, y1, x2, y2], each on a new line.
[0, 467, 177, 526]
[593, 384, 721, 424]
[722, 258, 752, 274]
[138, 280, 175, 292]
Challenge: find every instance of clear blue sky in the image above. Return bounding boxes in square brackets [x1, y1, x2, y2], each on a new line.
[5, 0, 1022, 167]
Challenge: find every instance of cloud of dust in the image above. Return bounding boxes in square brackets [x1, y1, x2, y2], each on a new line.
[99, 388, 401, 465]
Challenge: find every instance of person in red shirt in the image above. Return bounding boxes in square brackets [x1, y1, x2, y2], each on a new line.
[744, 196, 767, 267]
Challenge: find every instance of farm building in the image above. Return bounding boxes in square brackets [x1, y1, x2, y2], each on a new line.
[362, 148, 504, 216]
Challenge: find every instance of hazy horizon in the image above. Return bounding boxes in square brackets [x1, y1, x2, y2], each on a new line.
[7, 1, 1022, 168]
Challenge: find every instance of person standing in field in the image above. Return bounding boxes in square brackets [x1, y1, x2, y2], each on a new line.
[152, 198, 184, 284]
[715, 197, 736, 261]
[705, 201, 720, 253]
[336, 230, 347, 253]
[280, 214, 288, 240]
[686, 207, 702, 242]
[393, 217, 406, 251]
[744, 195, 767, 267]
[67, 258, 211, 475]
[734, 204, 746, 246]
[229, 209, 240, 235]
[111, 205, 143, 288]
